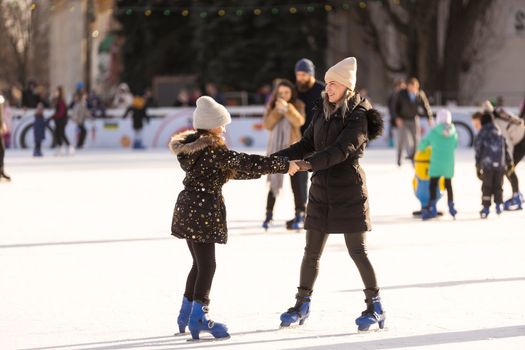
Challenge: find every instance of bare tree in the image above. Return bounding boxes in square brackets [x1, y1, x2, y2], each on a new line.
[0, 0, 35, 88]
[355, 0, 495, 104]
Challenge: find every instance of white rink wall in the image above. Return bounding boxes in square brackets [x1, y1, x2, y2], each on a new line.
[9, 105, 519, 150]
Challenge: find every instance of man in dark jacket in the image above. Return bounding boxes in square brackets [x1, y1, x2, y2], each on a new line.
[387, 79, 405, 148]
[394, 77, 434, 166]
[289, 58, 325, 229]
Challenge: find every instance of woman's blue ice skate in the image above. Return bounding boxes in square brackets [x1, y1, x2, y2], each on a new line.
[355, 290, 386, 332]
[280, 297, 310, 327]
[188, 302, 229, 340]
[504, 193, 523, 211]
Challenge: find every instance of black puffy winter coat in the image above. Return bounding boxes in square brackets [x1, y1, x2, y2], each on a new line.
[170, 130, 289, 244]
[274, 94, 383, 234]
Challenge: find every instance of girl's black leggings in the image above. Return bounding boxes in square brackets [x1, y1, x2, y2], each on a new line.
[429, 177, 454, 203]
[184, 240, 216, 305]
[299, 230, 378, 293]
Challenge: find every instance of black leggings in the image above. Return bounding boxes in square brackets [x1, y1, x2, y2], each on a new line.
[507, 137, 525, 193]
[266, 172, 307, 213]
[77, 123, 87, 148]
[429, 177, 454, 203]
[0, 134, 5, 170]
[184, 240, 216, 305]
[299, 230, 378, 293]
[54, 118, 70, 147]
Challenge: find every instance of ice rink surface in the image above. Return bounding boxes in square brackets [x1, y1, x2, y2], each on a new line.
[1, 148, 524, 350]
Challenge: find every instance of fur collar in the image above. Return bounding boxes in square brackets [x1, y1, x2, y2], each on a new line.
[169, 130, 218, 155]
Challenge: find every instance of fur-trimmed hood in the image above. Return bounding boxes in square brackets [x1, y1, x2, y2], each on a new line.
[169, 130, 219, 155]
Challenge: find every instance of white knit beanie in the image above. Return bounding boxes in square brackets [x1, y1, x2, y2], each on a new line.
[436, 109, 452, 125]
[481, 100, 494, 113]
[324, 57, 357, 91]
[193, 96, 231, 130]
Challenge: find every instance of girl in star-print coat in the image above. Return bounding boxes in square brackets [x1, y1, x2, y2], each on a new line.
[169, 96, 300, 340]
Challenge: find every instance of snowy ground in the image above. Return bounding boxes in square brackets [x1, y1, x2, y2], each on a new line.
[1, 148, 524, 350]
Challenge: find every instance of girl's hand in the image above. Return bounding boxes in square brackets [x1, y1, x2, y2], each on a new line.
[288, 161, 300, 176]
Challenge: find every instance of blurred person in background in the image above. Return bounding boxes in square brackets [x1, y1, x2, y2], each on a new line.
[205, 83, 226, 105]
[173, 89, 192, 107]
[112, 83, 133, 109]
[0, 95, 11, 181]
[290, 58, 325, 230]
[394, 77, 434, 166]
[52, 86, 73, 156]
[261, 79, 305, 230]
[122, 94, 150, 149]
[387, 80, 406, 148]
[33, 102, 47, 157]
[71, 93, 93, 149]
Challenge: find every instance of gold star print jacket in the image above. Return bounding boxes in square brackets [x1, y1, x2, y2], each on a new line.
[169, 130, 289, 244]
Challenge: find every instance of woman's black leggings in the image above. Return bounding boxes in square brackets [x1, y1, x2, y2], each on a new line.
[507, 137, 525, 193]
[184, 240, 216, 305]
[54, 118, 70, 146]
[266, 172, 307, 213]
[429, 177, 454, 203]
[299, 230, 378, 293]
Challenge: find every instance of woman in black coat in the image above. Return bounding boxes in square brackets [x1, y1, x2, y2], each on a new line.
[274, 57, 386, 332]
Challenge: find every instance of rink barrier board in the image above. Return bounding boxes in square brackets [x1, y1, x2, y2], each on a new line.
[8, 106, 518, 150]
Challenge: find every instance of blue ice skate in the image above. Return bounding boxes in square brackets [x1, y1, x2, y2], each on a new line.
[355, 290, 385, 332]
[480, 206, 490, 219]
[176, 296, 192, 334]
[421, 201, 437, 220]
[280, 297, 310, 327]
[188, 302, 229, 340]
[286, 211, 305, 230]
[503, 193, 523, 211]
[262, 211, 273, 230]
[448, 201, 457, 219]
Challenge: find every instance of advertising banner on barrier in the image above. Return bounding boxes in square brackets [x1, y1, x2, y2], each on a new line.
[8, 105, 518, 150]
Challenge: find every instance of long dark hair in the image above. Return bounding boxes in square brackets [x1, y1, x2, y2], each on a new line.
[267, 79, 298, 110]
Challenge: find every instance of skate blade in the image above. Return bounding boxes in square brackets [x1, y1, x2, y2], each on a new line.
[358, 326, 388, 334]
[173, 332, 188, 337]
[187, 335, 230, 342]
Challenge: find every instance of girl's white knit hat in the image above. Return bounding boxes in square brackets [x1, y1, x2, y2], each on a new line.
[193, 96, 231, 130]
[324, 57, 357, 91]
[436, 109, 452, 124]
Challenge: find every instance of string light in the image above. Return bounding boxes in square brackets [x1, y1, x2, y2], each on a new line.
[110, 3, 360, 19]
[30, 2, 37, 11]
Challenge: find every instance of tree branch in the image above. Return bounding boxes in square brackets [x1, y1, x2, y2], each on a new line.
[357, 6, 406, 73]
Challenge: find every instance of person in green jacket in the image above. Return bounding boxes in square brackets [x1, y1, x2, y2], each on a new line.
[418, 109, 458, 220]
